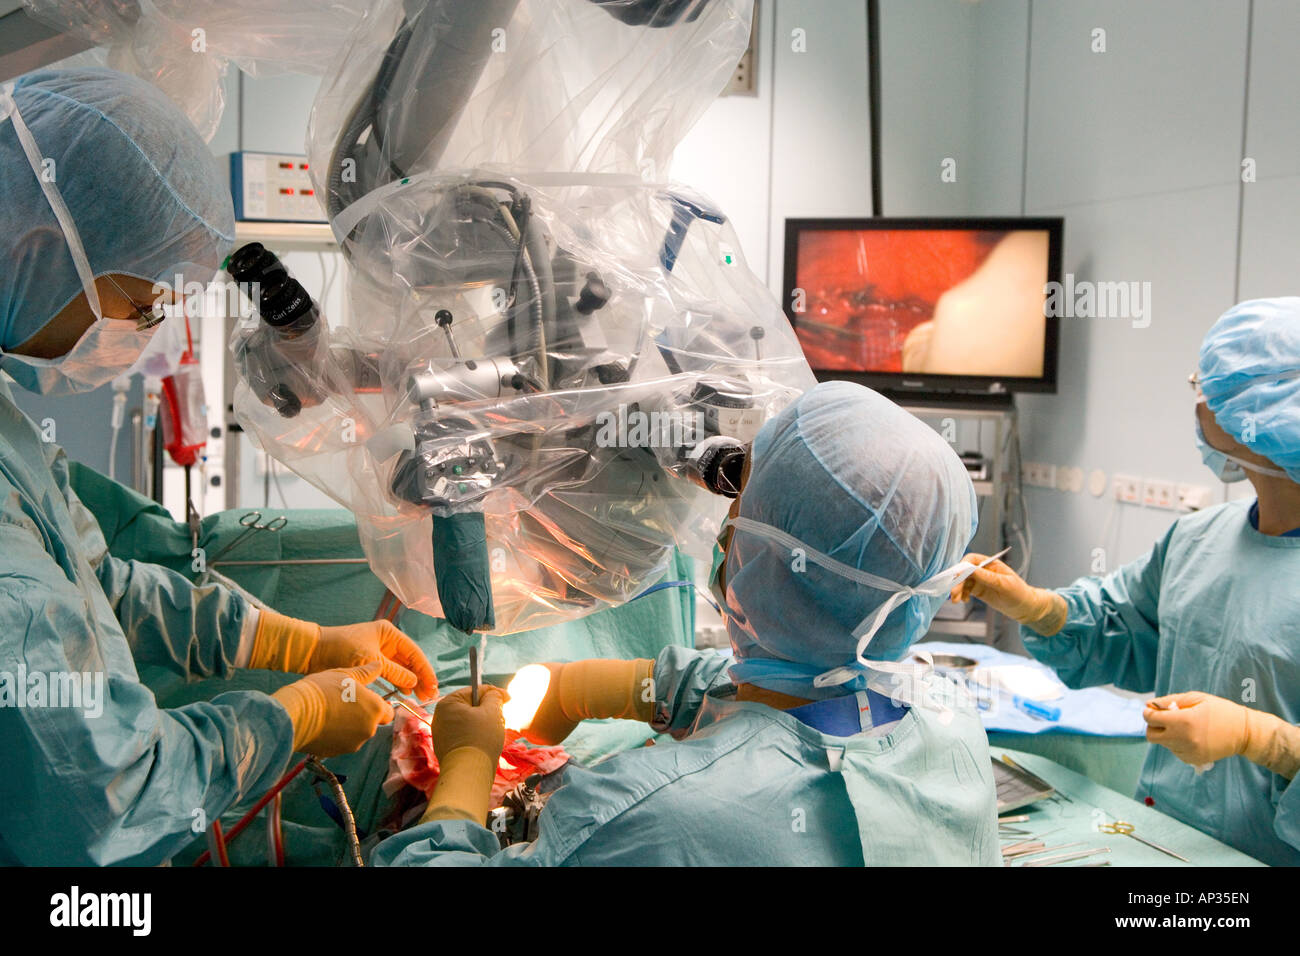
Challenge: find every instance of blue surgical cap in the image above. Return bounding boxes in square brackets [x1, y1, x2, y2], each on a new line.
[724, 381, 977, 683]
[0, 68, 234, 351]
[1198, 297, 1300, 483]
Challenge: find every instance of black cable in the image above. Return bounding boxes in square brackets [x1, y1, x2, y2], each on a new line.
[327, 18, 415, 220]
[521, 214, 555, 389]
[867, 0, 883, 216]
[470, 211, 543, 366]
[151, 424, 164, 505]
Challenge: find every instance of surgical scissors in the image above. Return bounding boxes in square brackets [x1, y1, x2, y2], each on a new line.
[207, 511, 288, 566]
[380, 682, 435, 727]
[1098, 820, 1190, 863]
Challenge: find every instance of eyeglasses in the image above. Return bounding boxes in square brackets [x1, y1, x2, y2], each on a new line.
[102, 274, 168, 332]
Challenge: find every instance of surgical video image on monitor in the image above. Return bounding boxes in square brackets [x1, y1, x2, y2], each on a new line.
[786, 223, 1057, 381]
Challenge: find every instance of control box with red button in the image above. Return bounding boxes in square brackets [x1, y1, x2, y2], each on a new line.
[229, 151, 326, 223]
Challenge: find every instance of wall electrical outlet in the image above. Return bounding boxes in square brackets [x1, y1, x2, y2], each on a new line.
[722, 3, 758, 95]
[1142, 479, 1177, 510]
[1057, 466, 1084, 493]
[1022, 462, 1058, 488]
[1112, 473, 1142, 504]
[1176, 483, 1214, 511]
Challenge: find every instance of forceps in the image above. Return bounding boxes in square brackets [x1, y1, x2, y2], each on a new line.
[207, 511, 288, 565]
[1098, 820, 1190, 863]
[380, 682, 435, 727]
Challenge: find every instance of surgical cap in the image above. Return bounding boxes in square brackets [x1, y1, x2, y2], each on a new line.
[724, 381, 977, 677]
[1198, 297, 1300, 483]
[0, 68, 234, 351]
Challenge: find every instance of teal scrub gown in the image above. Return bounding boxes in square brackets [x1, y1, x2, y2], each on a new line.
[0, 379, 293, 865]
[1023, 500, 1300, 866]
[372, 646, 1000, 866]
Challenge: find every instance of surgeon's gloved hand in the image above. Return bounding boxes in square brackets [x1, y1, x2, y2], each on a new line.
[521, 659, 656, 745]
[250, 610, 437, 699]
[312, 621, 437, 700]
[270, 663, 393, 757]
[949, 554, 1067, 636]
[422, 687, 509, 825]
[1145, 692, 1300, 778]
[249, 609, 321, 673]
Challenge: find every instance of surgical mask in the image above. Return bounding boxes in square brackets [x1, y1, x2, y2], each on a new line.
[1, 317, 160, 395]
[1194, 414, 1289, 482]
[721, 515, 980, 710]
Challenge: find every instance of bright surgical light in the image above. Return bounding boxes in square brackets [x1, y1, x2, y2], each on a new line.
[503, 664, 551, 731]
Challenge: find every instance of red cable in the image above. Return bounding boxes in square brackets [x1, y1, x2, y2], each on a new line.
[206, 819, 230, 868]
[193, 757, 310, 866]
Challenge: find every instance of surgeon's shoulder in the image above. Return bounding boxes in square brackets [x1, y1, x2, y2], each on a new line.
[539, 709, 772, 860]
[1169, 499, 1250, 540]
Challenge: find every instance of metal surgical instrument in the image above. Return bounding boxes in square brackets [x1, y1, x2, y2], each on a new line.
[1098, 820, 1190, 863]
[207, 511, 288, 565]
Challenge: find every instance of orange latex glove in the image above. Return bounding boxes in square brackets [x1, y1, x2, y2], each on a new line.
[312, 621, 437, 699]
[521, 659, 655, 745]
[949, 553, 1067, 635]
[1145, 692, 1300, 777]
[422, 686, 509, 824]
[250, 610, 437, 699]
[1149, 697, 1300, 780]
[271, 663, 393, 757]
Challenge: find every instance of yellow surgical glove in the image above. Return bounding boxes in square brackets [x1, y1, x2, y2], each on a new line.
[949, 553, 1067, 636]
[522, 658, 656, 745]
[250, 611, 438, 699]
[1145, 692, 1300, 778]
[270, 663, 393, 757]
[249, 609, 320, 673]
[311, 620, 438, 700]
[422, 687, 509, 824]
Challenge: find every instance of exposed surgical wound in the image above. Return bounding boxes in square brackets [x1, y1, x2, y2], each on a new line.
[384, 705, 571, 807]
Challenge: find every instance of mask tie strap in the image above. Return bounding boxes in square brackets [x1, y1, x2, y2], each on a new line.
[726, 516, 904, 591]
[812, 559, 976, 694]
[0, 84, 103, 320]
[845, 560, 978, 664]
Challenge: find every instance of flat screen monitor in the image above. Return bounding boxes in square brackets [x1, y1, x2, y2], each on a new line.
[781, 217, 1063, 397]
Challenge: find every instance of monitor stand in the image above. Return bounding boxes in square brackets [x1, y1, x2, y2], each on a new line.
[880, 390, 1016, 412]
[898, 398, 1023, 655]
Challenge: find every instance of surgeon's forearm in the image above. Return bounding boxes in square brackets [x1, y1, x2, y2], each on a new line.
[1023, 591, 1068, 637]
[248, 609, 321, 672]
[650, 646, 733, 733]
[562, 658, 656, 722]
[101, 555, 250, 678]
[421, 747, 497, 825]
[1242, 711, 1300, 780]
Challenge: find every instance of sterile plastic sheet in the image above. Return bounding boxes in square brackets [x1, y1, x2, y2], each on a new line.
[231, 172, 812, 632]
[22, 0, 371, 139]
[223, 0, 816, 633]
[307, 0, 754, 202]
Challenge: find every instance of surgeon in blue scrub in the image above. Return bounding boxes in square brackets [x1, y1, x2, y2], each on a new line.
[373, 381, 1000, 866]
[0, 69, 435, 866]
[952, 297, 1300, 866]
